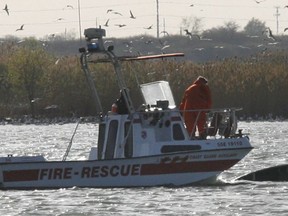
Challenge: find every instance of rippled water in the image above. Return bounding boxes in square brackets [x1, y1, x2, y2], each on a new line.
[1, 121, 288, 216]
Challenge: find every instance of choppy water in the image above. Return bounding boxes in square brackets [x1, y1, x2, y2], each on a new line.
[0, 121, 288, 215]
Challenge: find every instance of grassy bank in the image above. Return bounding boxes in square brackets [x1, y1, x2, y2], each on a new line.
[0, 39, 288, 120]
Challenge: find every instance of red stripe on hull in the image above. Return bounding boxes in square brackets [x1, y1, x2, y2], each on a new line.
[140, 160, 239, 175]
[3, 169, 39, 182]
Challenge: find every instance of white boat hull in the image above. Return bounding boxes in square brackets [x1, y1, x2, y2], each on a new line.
[0, 147, 252, 189]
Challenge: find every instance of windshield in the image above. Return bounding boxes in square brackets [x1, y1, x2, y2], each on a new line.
[140, 81, 176, 108]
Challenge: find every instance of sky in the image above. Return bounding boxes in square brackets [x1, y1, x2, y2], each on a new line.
[1, 0, 288, 40]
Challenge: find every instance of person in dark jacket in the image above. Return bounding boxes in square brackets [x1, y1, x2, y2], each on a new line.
[111, 90, 129, 114]
[179, 76, 212, 138]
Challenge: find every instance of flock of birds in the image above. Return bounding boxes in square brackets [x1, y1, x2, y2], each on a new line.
[1, 1, 287, 45]
[1, 3, 155, 35]
[103, 9, 153, 31]
[2, 4, 25, 31]
[1, 4, 75, 33]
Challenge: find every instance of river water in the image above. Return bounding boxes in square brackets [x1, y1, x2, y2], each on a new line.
[0, 121, 288, 215]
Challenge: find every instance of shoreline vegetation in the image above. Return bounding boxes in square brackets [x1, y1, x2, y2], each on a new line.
[1, 33, 288, 122]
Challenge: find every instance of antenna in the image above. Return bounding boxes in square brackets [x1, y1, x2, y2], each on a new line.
[274, 6, 280, 34]
[156, 0, 159, 38]
[163, 18, 166, 37]
[78, 0, 82, 42]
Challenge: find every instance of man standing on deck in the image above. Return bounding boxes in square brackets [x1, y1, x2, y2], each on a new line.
[179, 76, 212, 138]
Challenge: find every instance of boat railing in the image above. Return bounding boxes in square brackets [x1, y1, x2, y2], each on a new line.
[179, 107, 241, 139]
[126, 105, 242, 139]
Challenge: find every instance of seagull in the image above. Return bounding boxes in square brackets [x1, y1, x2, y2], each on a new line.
[144, 25, 153, 30]
[113, 11, 123, 16]
[66, 5, 74, 9]
[158, 38, 168, 47]
[49, 33, 56, 38]
[161, 45, 170, 50]
[104, 19, 109, 27]
[107, 9, 113, 13]
[263, 27, 276, 41]
[184, 29, 201, 39]
[145, 40, 153, 44]
[16, 24, 24, 31]
[123, 41, 133, 48]
[55, 58, 61, 65]
[184, 29, 193, 37]
[238, 45, 251, 49]
[284, 27, 288, 32]
[17, 39, 25, 44]
[3, 4, 9, 15]
[129, 10, 136, 19]
[115, 24, 126, 28]
[254, 0, 265, 3]
[194, 48, 205, 51]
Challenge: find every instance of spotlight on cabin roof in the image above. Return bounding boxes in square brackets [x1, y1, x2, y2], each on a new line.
[84, 28, 106, 41]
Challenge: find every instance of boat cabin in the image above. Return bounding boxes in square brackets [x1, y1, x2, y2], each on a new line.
[89, 81, 238, 161]
[89, 81, 187, 160]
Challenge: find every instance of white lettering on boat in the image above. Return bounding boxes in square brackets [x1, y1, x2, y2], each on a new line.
[189, 153, 238, 160]
[218, 153, 237, 158]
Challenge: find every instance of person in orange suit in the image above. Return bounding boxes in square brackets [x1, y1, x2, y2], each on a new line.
[179, 76, 212, 138]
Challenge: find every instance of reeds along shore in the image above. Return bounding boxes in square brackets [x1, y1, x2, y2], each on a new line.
[0, 41, 288, 120]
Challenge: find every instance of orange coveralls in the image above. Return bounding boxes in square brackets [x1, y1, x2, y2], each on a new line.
[179, 78, 212, 137]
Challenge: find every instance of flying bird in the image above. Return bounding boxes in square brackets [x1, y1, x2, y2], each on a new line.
[144, 25, 153, 30]
[104, 19, 110, 27]
[284, 27, 288, 32]
[3, 4, 9, 15]
[107, 9, 113, 13]
[161, 45, 170, 50]
[184, 29, 200, 39]
[66, 5, 74, 9]
[263, 27, 276, 41]
[115, 24, 126, 28]
[113, 11, 123, 16]
[254, 0, 266, 3]
[16, 24, 24, 31]
[184, 29, 193, 37]
[129, 10, 136, 19]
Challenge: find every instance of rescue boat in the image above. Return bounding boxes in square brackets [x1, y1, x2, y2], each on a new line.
[0, 28, 253, 189]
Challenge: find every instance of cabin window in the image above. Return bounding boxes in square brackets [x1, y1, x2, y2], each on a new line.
[105, 120, 118, 159]
[173, 124, 185, 140]
[97, 123, 106, 160]
[124, 122, 133, 158]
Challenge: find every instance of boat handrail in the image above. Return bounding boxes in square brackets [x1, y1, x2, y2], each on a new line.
[126, 107, 241, 139]
[135, 106, 242, 114]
